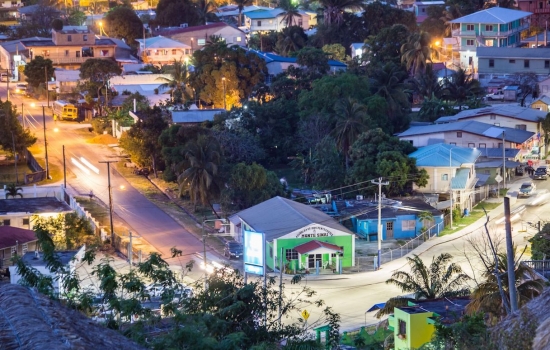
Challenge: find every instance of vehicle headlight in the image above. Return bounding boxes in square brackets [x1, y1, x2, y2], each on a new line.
[15, 89, 19, 92]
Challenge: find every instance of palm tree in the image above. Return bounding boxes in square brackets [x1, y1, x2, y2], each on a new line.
[410, 63, 443, 99]
[235, 0, 253, 26]
[400, 31, 432, 77]
[5, 184, 23, 199]
[157, 59, 190, 103]
[275, 26, 307, 55]
[370, 63, 410, 125]
[196, 0, 217, 25]
[440, 5, 463, 37]
[466, 249, 544, 321]
[442, 68, 483, 110]
[331, 98, 369, 170]
[317, 0, 364, 26]
[376, 253, 470, 317]
[279, 0, 300, 27]
[177, 135, 222, 217]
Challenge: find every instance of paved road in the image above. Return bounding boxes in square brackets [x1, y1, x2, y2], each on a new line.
[3, 86, 205, 277]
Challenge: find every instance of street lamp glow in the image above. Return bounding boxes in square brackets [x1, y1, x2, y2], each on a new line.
[30, 102, 35, 107]
[53, 127, 59, 133]
[119, 185, 125, 190]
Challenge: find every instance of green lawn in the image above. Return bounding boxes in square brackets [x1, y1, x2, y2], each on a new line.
[0, 161, 33, 186]
[439, 201, 501, 236]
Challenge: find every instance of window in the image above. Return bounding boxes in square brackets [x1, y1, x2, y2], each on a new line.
[525, 60, 530, 68]
[42, 50, 49, 57]
[516, 124, 527, 130]
[468, 143, 475, 148]
[469, 57, 473, 65]
[269, 246, 273, 258]
[236, 36, 242, 42]
[100, 49, 109, 56]
[83, 35, 88, 41]
[155, 50, 159, 55]
[509, 59, 516, 63]
[494, 123, 500, 126]
[65, 50, 69, 56]
[398, 319, 407, 336]
[76, 51, 80, 57]
[10, 246, 16, 257]
[466, 24, 474, 31]
[422, 7, 425, 11]
[172, 49, 177, 55]
[67, 35, 72, 42]
[257, 20, 262, 26]
[298, 19, 303, 26]
[146, 50, 151, 55]
[198, 38, 205, 46]
[485, 25, 493, 31]
[457, 131, 462, 138]
[3, 219, 10, 226]
[498, 142, 503, 148]
[185, 49, 190, 55]
[402, 220, 416, 231]
[479, 143, 486, 148]
[489, 59, 494, 67]
[22, 243, 28, 255]
[22, 218, 29, 226]
[546, 60, 550, 68]
[442, 174, 449, 181]
[490, 115, 496, 120]
[286, 249, 298, 260]
[450, 142, 456, 145]
[269, 20, 273, 24]
[466, 39, 475, 46]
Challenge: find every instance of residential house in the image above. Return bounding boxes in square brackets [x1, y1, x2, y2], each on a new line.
[0, 37, 50, 81]
[0, 226, 38, 268]
[350, 43, 367, 61]
[156, 23, 246, 49]
[409, 144, 480, 212]
[229, 196, 356, 272]
[413, 1, 445, 23]
[53, 69, 80, 93]
[388, 297, 470, 350]
[136, 36, 192, 66]
[0, 0, 22, 23]
[518, 0, 550, 27]
[434, 105, 545, 155]
[172, 108, 225, 124]
[538, 76, 550, 94]
[532, 94, 550, 112]
[249, 50, 347, 83]
[9, 245, 86, 296]
[243, 8, 311, 33]
[336, 198, 444, 241]
[0, 197, 72, 229]
[18, 4, 60, 22]
[109, 74, 172, 96]
[477, 47, 550, 77]
[476, 159, 522, 186]
[449, 7, 531, 71]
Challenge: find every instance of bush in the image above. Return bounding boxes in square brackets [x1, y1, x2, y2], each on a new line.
[162, 166, 177, 182]
[91, 117, 111, 134]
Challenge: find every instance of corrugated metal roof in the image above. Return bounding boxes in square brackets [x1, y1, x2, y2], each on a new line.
[450, 7, 531, 24]
[399, 120, 534, 144]
[0, 226, 37, 250]
[533, 95, 550, 105]
[235, 196, 353, 241]
[477, 147, 520, 158]
[244, 8, 284, 19]
[172, 109, 225, 123]
[293, 240, 342, 254]
[54, 69, 80, 82]
[475, 160, 522, 168]
[477, 47, 550, 59]
[409, 143, 481, 167]
[451, 168, 470, 189]
[435, 105, 546, 123]
[136, 35, 191, 49]
[248, 49, 347, 67]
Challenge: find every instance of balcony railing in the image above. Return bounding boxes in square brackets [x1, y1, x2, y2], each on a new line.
[48, 56, 113, 64]
[451, 23, 529, 37]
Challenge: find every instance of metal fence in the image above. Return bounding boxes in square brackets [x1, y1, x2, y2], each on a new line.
[24, 149, 46, 184]
[522, 260, 550, 279]
[354, 222, 442, 272]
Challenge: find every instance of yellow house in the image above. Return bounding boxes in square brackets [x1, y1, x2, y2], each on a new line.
[531, 95, 550, 112]
[387, 297, 470, 350]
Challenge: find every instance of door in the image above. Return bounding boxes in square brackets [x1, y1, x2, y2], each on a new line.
[308, 254, 322, 268]
[386, 222, 394, 239]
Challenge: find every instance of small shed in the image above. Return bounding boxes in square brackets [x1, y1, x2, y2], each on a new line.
[503, 85, 520, 101]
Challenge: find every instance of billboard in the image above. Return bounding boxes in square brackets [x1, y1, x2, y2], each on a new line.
[244, 230, 264, 275]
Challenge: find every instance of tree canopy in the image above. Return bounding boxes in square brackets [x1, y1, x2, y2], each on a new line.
[104, 6, 143, 45]
[24, 56, 54, 88]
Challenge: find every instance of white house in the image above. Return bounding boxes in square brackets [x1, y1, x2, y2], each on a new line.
[0, 197, 72, 230]
[244, 8, 311, 33]
[136, 36, 192, 66]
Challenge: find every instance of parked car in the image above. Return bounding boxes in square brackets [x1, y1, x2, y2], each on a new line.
[12, 83, 28, 95]
[519, 182, 536, 197]
[145, 283, 193, 299]
[486, 90, 504, 100]
[534, 166, 549, 180]
[224, 241, 243, 259]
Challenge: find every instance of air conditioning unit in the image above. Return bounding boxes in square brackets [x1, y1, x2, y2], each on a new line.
[180, 23, 188, 28]
[356, 195, 364, 200]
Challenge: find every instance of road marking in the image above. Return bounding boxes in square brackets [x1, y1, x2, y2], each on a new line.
[71, 157, 90, 175]
[80, 157, 100, 174]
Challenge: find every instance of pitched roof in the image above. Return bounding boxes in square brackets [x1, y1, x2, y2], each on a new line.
[235, 196, 353, 241]
[475, 160, 522, 168]
[293, 240, 342, 254]
[435, 105, 546, 123]
[244, 8, 285, 19]
[54, 69, 80, 82]
[0, 226, 37, 249]
[156, 22, 241, 36]
[136, 35, 191, 49]
[533, 94, 550, 105]
[477, 46, 550, 59]
[409, 143, 482, 167]
[249, 50, 347, 67]
[398, 120, 535, 144]
[0, 284, 147, 350]
[172, 109, 225, 123]
[452, 167, 471, 190]
[340, 198, 442, 220]
[0, 197, 72, 214]
[477, 147, 520, 158]
[450, 7, 531, 24]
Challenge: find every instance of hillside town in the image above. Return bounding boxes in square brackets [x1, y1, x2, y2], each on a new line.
[2, 0, 550, 349]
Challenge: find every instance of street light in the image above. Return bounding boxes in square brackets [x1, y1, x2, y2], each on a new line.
[222, 76, 226, 110]
[202, 218, 229, 290]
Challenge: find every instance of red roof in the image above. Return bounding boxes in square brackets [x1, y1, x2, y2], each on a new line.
[293, 240, 342, 254]
[0, 226, 37, 249]
[157, 22, 233, 36]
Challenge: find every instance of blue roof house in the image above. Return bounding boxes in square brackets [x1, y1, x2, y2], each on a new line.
[409, 144, 481, 212]
[449, 7, 531, 73]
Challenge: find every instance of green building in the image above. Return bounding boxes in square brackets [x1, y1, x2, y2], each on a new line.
[230, 196, 355, 273]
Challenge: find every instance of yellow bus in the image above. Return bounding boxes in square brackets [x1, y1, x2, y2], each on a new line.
[53, 100, 79, 121]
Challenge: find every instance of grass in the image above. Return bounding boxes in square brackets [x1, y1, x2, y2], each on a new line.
[439, 201, 501, 236]
[340, 325, 391, 347]
[74, 196, 127, 234]
[0, 160, 33, 186]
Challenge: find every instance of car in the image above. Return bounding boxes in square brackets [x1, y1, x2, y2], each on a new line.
[486, 90, 504, 100]
[145, 283, 193, 299]
[12, 83, 28, 95]
[519, 182, 536, 197]
[224, 241, 243, 259]
[534, 166, 549, 180]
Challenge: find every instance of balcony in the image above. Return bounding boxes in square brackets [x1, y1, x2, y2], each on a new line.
[452, 23, 529, 37]
[533, 8, 550, 14]
[48, 56, 113, 65]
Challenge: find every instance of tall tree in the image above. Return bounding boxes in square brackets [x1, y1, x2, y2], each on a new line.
[275, 25, 308, 56]
[103, 6, 143, 45]
[376, 253, 470, 317]
[401, 31, 432, 77]
[155, 0, 200, 27]
[0, 101, 36, 156]
[24, 56, 54, 88]
[177, 134, 222, 216]
[442, 67, 483, 110]
[317, 0, 364, 26]
[279, 0, 300, 26]
[332, 98, 369, 170]
[79, 58, 122, 112]
[195, 0, 217, 25]
[370, 62, 410, 131]
[156, 59, 190, 103]
[235, 0, 253, 26]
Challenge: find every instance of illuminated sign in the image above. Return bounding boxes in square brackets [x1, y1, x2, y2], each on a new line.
[244, 230, 264, 275]
[296, 226, 333, 238]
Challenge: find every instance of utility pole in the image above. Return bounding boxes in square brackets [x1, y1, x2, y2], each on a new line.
[371, 177, 389, 269]
[502, 131, 506, 191]
[11, 131, 17, 184]
[222, 77, 226, 110]
[128, 230, 133, 267]
[504, 197, 518, 312]
[99, 160, 117, 246]
[62, 145, 66, 188]
[42, 106, 49, 179]
[45, 66, 49, 108]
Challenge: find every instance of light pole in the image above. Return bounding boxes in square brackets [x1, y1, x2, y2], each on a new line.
[222, 76, 226, 110]
[99, 160, 117, 247]
[449, 146, 456, 229]
[202, 218, 228, 290]
[42, 106, 50, 179]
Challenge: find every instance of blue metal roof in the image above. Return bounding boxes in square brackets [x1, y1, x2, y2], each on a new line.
[248, 49, 347, 67]
[409, 143, 482, 167]
[477, 148, 520, 158]
[435, 106, 546, 123]
[244, 9, 284, 19]
[399, 120, 534, 144]
[450, 7, 531, 24]
[451, 168, 471, 190]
